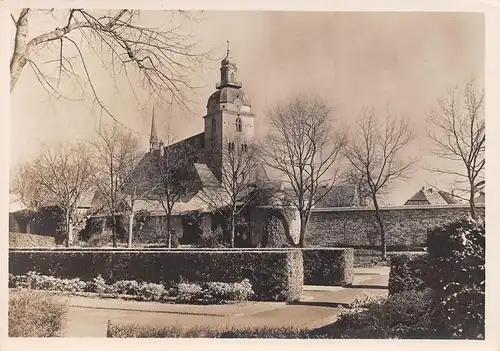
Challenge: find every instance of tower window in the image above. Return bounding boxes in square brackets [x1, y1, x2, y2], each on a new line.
[230, 72, 235, 81]
[241, 144, 248, 152]
[235, 118, 242, 132]
[228, 142, 235, 152]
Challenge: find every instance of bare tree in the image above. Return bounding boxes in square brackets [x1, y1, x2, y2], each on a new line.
[21, 142, 95, 246]
[150, 137, 197, 248]
[90, 123, 142, 247]
[427, 80, 485, 219]
[10, 9, 208, 121]
[199, 141, 261, 248]
[261, 95, 346, 247]
[10, 162, 46, 211]
[122, 157, 154, 248]
[344, 107, 416, 260]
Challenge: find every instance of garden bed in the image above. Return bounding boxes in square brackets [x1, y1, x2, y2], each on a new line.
[9, 272, 255, 305]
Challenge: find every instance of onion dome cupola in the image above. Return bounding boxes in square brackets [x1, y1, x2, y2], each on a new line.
[216, 40, 242, 90]
[207, 41, 252, 114]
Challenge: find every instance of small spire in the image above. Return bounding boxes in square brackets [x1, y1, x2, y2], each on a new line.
[150, 108, 159, 151]
[226, 40, 230, 55]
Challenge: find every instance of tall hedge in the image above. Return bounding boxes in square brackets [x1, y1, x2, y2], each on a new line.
[388, 253, 429, 295]
[302, 248, 354, 286]
[9, 249, 303, 302]
[426, 217, 485, 339]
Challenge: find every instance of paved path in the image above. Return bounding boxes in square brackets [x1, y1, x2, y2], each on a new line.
[60, 266, 390, 337]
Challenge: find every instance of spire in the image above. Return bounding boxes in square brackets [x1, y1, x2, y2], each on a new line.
[217, 40, 241, 89]
[149, 108, 159, 152]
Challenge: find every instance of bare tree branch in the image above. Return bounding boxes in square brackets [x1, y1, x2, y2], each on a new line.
[260, 94, 346, 247]
[199, 140, 261, 248]
[427, 79, 485, 219]
[10, 9, 210, 126]
[344, 106, 416, 259]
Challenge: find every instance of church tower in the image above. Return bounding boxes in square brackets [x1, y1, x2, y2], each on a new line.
[203, 42, 255, 179]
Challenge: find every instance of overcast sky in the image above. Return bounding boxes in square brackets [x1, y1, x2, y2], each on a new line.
[10, 11, 484, 205]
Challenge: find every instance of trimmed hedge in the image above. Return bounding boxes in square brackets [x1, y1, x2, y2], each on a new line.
[330, 288, 433, 339]
[426, 217, 485, 339]
[9, 232, 56, 248]
[9, 249, 303, 302]
[388, 253, 429, 295]
[302, 248, 354, 286]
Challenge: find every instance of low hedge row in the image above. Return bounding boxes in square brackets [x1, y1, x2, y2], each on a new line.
[9, 232, 56, 248]
[10, 272, 255, 304]
[9, 249, 303, 302]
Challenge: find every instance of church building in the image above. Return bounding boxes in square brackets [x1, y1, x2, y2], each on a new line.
[147, 42, 256, 184]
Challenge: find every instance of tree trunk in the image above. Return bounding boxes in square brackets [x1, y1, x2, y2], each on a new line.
[10, 9, 31, 92]
[128, 212, 134, 248]
[372, 195, 387, 260]
[166, 214, 172, 248]
[230, 212, 235, 248]
[297, 210, 311, 248]
[469, 185, 477, 220]
[64, 210, 73, 247]
[111, 215, 117, 248]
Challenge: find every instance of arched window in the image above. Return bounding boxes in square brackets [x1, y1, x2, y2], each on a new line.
[211, 118, 216, 133]
[230, 72, 235, 81]
[241, 144, 248, 152]
[228, 142, 235, 152]
[235, 118, 242, 132]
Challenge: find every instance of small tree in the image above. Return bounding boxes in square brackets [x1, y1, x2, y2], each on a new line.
[90, 123, 142, 247]
[261, 94, 346, 247]
[18, 142, 95, 246]
[344, 107, 416, 260]
[150, 138, 197, 248]
[199, 141, 261, 248]
[427, 80, 485, 219]
[10, 162, 46, 211]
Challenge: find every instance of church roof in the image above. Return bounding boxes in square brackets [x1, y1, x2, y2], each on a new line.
[193, 163, 219, 188]
[208, 87, 251, 107]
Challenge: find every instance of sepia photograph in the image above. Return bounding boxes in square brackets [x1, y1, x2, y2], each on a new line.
[7, 8, 485, 340]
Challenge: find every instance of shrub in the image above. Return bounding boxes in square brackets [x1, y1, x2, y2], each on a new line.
[388, 253, 430, 295]
[107, 322, 316, 338]
[426, 217, 485, 339]
[203, 279, 254, 303]
[9, 248, 303, 302]
[9, 232, 56, 248]
[176, 282, 204, 302]
[199, 225, 228, 248]
[302, 248, 354, 286]
[112, 280, 141, 295]
[329, 289, 433, 339]
[86, 231, 114, 247]
[264, 216, 290, 248]
[135, 282, 167, 301]
[9, 289, 68, 337]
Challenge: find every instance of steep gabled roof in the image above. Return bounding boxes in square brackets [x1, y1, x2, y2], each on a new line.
[405, 188, 459, 205]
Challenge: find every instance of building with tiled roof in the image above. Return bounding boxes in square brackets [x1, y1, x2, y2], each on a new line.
[404, 187, 460, 206]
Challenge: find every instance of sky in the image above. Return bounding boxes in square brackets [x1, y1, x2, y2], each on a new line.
[9, 11, 484, 205]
